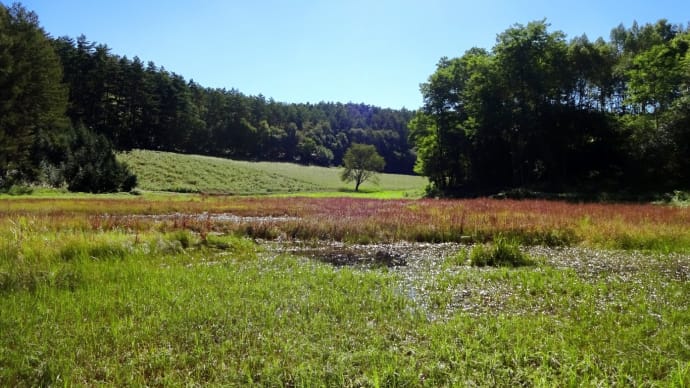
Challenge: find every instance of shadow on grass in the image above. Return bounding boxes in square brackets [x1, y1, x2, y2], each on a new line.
[337, 188, 378, 194]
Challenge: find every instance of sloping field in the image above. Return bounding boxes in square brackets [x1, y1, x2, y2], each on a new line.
[118, 149, 426, 195]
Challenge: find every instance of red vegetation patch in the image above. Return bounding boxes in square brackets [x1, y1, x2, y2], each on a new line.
[3, 197, 689, 250]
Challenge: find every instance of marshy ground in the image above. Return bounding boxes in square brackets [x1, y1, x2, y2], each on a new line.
[267, 240, 690, 319]
[1, 196, 689, 385]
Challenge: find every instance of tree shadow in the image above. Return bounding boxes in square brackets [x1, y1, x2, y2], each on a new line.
[337, 188, 378, 194]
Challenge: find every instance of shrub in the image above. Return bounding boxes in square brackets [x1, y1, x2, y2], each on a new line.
[668, 190, 690, 207]
[63, 125, 138, 193]
[469, 236, 534, 267]
[6, 184, 34, 195]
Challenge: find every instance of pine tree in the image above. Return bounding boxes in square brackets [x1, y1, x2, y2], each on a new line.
[0, 4, 68, 187]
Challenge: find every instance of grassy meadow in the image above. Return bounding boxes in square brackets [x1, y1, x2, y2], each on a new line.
[1, 194, 689, 386]
[117, 149, 427, 197]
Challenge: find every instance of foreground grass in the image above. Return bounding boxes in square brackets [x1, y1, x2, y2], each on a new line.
[1, 196, 689, 384]
[1, 219, 688, 386]
[117, 149, 426, 195]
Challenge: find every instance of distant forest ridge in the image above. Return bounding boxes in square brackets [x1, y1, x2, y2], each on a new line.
[51, 36, 416, 174]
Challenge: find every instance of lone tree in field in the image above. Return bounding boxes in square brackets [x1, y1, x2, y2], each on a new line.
[340, 143, 385, 191]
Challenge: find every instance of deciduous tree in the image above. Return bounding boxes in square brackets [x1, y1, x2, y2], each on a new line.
[340, 143, 385, 191]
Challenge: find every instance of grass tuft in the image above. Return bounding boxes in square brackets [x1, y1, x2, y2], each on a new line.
[204, 234, 259, 261]
[469, 236, 535, 267]
[166, 230, 197, 249]
[58, 239, 131, 261]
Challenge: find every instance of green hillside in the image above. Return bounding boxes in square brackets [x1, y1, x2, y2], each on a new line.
[118, 150, 427, 196]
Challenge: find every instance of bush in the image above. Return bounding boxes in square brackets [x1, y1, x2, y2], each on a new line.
[63, 125, 137, 193]
[38, 161, 65, 188]
[469, 236, 534, 267]
[668, 190, 690, 207]
[5, 185, 34, 195]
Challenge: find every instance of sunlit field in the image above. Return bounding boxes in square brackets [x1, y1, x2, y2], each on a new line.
[5, 0, 690, 384]
[1, 195, 689, 385]
[3, 196, 689, 251]
[118, 149, 427, 196]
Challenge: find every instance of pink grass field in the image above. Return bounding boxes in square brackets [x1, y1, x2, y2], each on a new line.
[3, 196, 689, 251]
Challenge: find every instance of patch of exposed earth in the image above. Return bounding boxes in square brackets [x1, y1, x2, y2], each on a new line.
[264, 241, 690, 320]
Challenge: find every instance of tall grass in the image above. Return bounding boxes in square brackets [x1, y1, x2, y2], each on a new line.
[2, 196, 689, 252]
[0, 225, 418, 385]
[1, 221, 688, 385]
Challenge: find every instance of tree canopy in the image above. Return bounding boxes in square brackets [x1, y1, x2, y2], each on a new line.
[340, 143, 385, 191]
[0, 3, 67, 187]
[0, 3, 135, 192]
[411, 19, 690, 196]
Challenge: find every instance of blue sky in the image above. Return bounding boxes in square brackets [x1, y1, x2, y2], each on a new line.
[17, 0, 690, 109]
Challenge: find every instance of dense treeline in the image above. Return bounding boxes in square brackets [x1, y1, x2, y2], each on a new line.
[411, 19, 690, 196]
[50, 36, 415, 173]
[1, 2, 414, 194]
[0, 3, 135, 192]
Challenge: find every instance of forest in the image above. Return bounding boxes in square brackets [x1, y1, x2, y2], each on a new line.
[51, 35, 416, 173]
[1, 2, 689, 195]
[0, 3, 414, 193]
[411, 19, 690, 196]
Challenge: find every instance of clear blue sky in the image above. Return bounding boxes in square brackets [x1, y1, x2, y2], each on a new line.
[16, 0, 690, 109]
